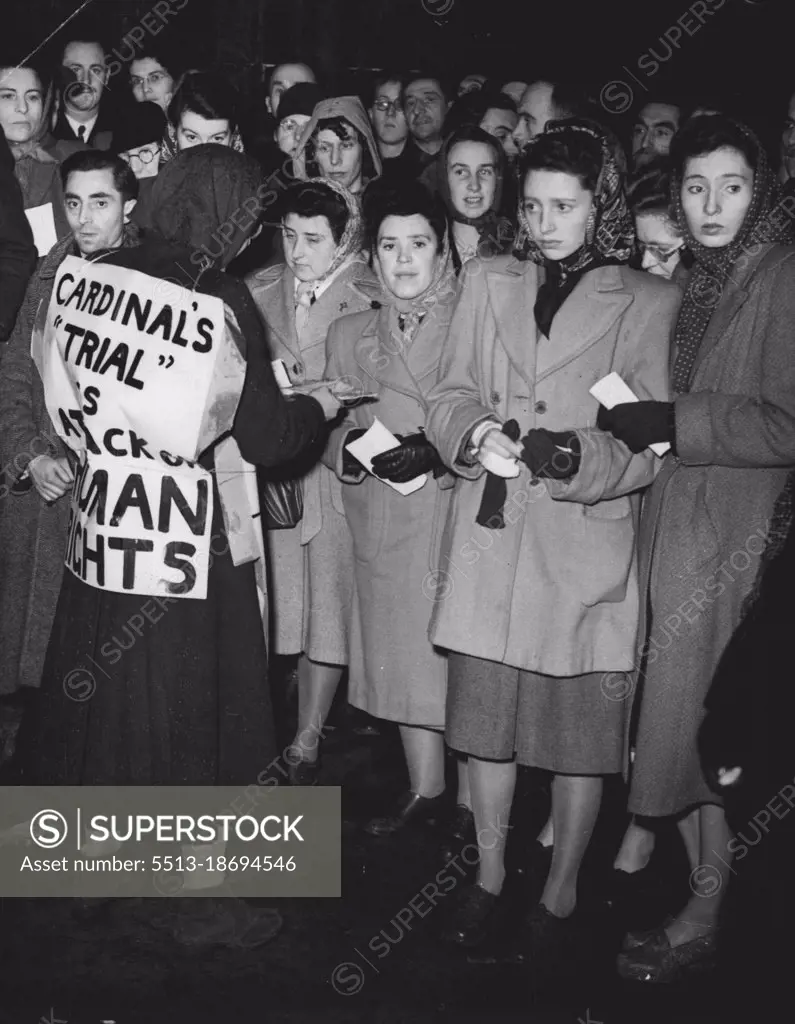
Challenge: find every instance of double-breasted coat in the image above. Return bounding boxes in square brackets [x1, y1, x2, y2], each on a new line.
[324, 293, 458, 728]
[628, 243, 795, 818]
[425, 256, 680, 678]
[0, 234, 75, 694]
[245, 257, 380, 660]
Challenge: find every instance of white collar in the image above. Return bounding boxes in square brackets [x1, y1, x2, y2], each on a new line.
[292, 253, 359, 303]
[66, 113, 98, 140]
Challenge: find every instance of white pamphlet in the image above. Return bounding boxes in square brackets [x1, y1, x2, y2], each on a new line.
[25, 203, 58, 256]
[345, 417, 427, 495]
[271, 358, 294, 392]
[589, 371, 670, 456]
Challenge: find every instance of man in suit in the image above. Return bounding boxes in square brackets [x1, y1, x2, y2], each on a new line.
[52, 36, 115, 150]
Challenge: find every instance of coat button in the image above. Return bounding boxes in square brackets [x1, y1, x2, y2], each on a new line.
[490, 390, 501, 405]
[534, 400, 547, 414]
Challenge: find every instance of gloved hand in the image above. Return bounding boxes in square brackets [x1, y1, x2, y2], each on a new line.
[342, 428, 367, 477]
[596, 401, 675, 454]
[370, 432, 444, 483]
[519, 429, 581, 479]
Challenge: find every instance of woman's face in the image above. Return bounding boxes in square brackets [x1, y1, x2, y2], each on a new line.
[0, 67, 44, 145]
[130, 58, 174, 112]
[635, 212, 683, 279]
[377, 214, 441, 300]
[120, 142, 161, 180]
[480, 108, 518, 160]
[314, 126, 363, 192]
[282, 213, 338, 282]
[681, 146, 754, 248]
[447, 140, 498, 220]
[522, 169, 594, 260]
[276, 113, 310, 156]
[177, 111, 232, 150]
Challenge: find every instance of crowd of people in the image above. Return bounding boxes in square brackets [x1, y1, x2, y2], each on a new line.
[0, 18, 793, 990]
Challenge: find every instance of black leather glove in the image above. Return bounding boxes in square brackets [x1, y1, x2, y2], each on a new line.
[342, 428, 367, 477]
[370, 432, 444, 483]
[597, 401, 675, 454]
[520, 429, 581, 479]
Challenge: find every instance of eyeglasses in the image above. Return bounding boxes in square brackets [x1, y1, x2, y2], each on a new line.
[130, 71, 170, 90]
[124, 145, 160, 165]
[373, 99, 402, 114]
[638, 241, 683, 263]
[279, 118, 306, 134]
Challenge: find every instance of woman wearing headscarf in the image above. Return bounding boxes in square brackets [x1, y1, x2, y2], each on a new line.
[160, 71, 245, 166]
[14, 147, 337, 788]
[424, 120, 679, 959]
[245, 178, 380, 783]
[292, 96, 382, 197]
[598, 116, 795, 981]
[324, 180, 460, 834]
[435, 125, 515, 271]
[0, 60, 84, 250]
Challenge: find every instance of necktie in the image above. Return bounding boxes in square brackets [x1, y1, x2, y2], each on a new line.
[294, 281, 315, 336]
[77, 125, 87, 142]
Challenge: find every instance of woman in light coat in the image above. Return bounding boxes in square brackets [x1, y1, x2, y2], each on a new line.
[425, 120, 679, 956]
[600, 115, 795, 981]
[246, 178, 380, 782]
[324, 181, 459, 834]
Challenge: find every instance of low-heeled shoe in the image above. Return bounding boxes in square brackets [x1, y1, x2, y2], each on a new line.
[364, 790, 446, 837]
[617, 928, 718, 983]
[441, 882, 501, 947]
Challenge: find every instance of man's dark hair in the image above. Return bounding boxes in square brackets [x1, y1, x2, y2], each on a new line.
[548, 81, 600, 123]
[633, 95, 688, 123]
[443, 87, 516, 136]
[363, 179, 448, 254]
[278, 180, 350, 245]
[669, 113, 759, 179]
[167, 71, 239, 131]
[370, 70, 408, 108]
[306, 116, 377, 185]
[60, 149, 139, 203]
[58, 19, 108, 63]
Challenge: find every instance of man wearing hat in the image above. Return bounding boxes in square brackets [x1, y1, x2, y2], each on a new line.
[113, 101, 167, 232]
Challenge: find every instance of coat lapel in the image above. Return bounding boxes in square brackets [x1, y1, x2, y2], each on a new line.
[538, 265, 632, 382]
[262, 265, 300, 362]
[352, 304, 448, 403]
[485, 258, 537, 387]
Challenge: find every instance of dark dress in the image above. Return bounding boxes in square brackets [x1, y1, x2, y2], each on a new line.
[12, 236, 326, 785]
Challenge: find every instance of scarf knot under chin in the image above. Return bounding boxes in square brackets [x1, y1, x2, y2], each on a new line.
[373, 232, 456, 343]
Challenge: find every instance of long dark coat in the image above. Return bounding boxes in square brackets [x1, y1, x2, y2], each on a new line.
[0, 234, 79, 695]
[0, 133, 36, 343]
[628, 244, 795, 818]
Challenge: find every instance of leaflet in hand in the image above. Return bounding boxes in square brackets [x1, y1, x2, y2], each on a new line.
[344, 417, 427, 495]
[589, 372, 671, 456]
[25, 203, 58, 257]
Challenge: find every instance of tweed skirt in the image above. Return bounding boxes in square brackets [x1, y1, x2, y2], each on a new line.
[446, 652, 628, 774]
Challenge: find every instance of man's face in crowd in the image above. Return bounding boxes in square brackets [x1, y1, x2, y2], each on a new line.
[64, 168, 135, 255]
[62, 40, 108, 116]
[267, 63, 315, 119]
[458, 74, 486, 97]
[513, 81, 556, 151]
[501, 81, 528, 106]
[480, 106, 518, 159]
[780, 91, 795, 180]
[632, 102, 680, 170]
[404, 78, 448, 144]
[370, 79, 408, 147]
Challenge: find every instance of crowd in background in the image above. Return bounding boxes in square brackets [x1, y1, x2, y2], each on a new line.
[0, 14, 793, 989]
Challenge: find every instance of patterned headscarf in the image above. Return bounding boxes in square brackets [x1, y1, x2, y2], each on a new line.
[513, 118, 634, 336]
[669, 115, 795, 394]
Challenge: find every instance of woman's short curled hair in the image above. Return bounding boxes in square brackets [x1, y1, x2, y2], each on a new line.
[669, 113, 758, 179]
[518, 122, 603, 194]
[167, 71, 239, 131]
[363, 179, 449, 254]
[278, 180, 350, 245]
[628, 159, 676, 220]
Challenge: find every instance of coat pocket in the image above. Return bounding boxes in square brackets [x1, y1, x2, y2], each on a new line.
[578, 502, 635, 606]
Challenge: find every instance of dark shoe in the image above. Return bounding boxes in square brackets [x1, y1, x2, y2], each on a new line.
[492, 902, 580, 966]
[617, 927, 718, 983]
[621, 913, 675, 952]
[348, 706, 381, 737]
[161, 897, 283, 949]
[441, 882, 501, 947]
[287, 756, 319, 786]
[441, 805, 475, 863]
[364, 790, 446, 837]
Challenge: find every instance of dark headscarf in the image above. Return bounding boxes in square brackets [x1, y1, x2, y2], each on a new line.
[149, 144, 264, 273]
[437, 126, 513, 271]
[670, 116, 795, 394]
[514, 118, 634, 337]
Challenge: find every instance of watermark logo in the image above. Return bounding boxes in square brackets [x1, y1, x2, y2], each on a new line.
[30, 809, 69, 849]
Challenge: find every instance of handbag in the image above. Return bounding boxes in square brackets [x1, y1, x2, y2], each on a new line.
[258, 474, 304, 529]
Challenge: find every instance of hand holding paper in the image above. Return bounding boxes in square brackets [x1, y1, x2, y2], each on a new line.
[590, 372, 672, 456]
[344, 418, 427, 495]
